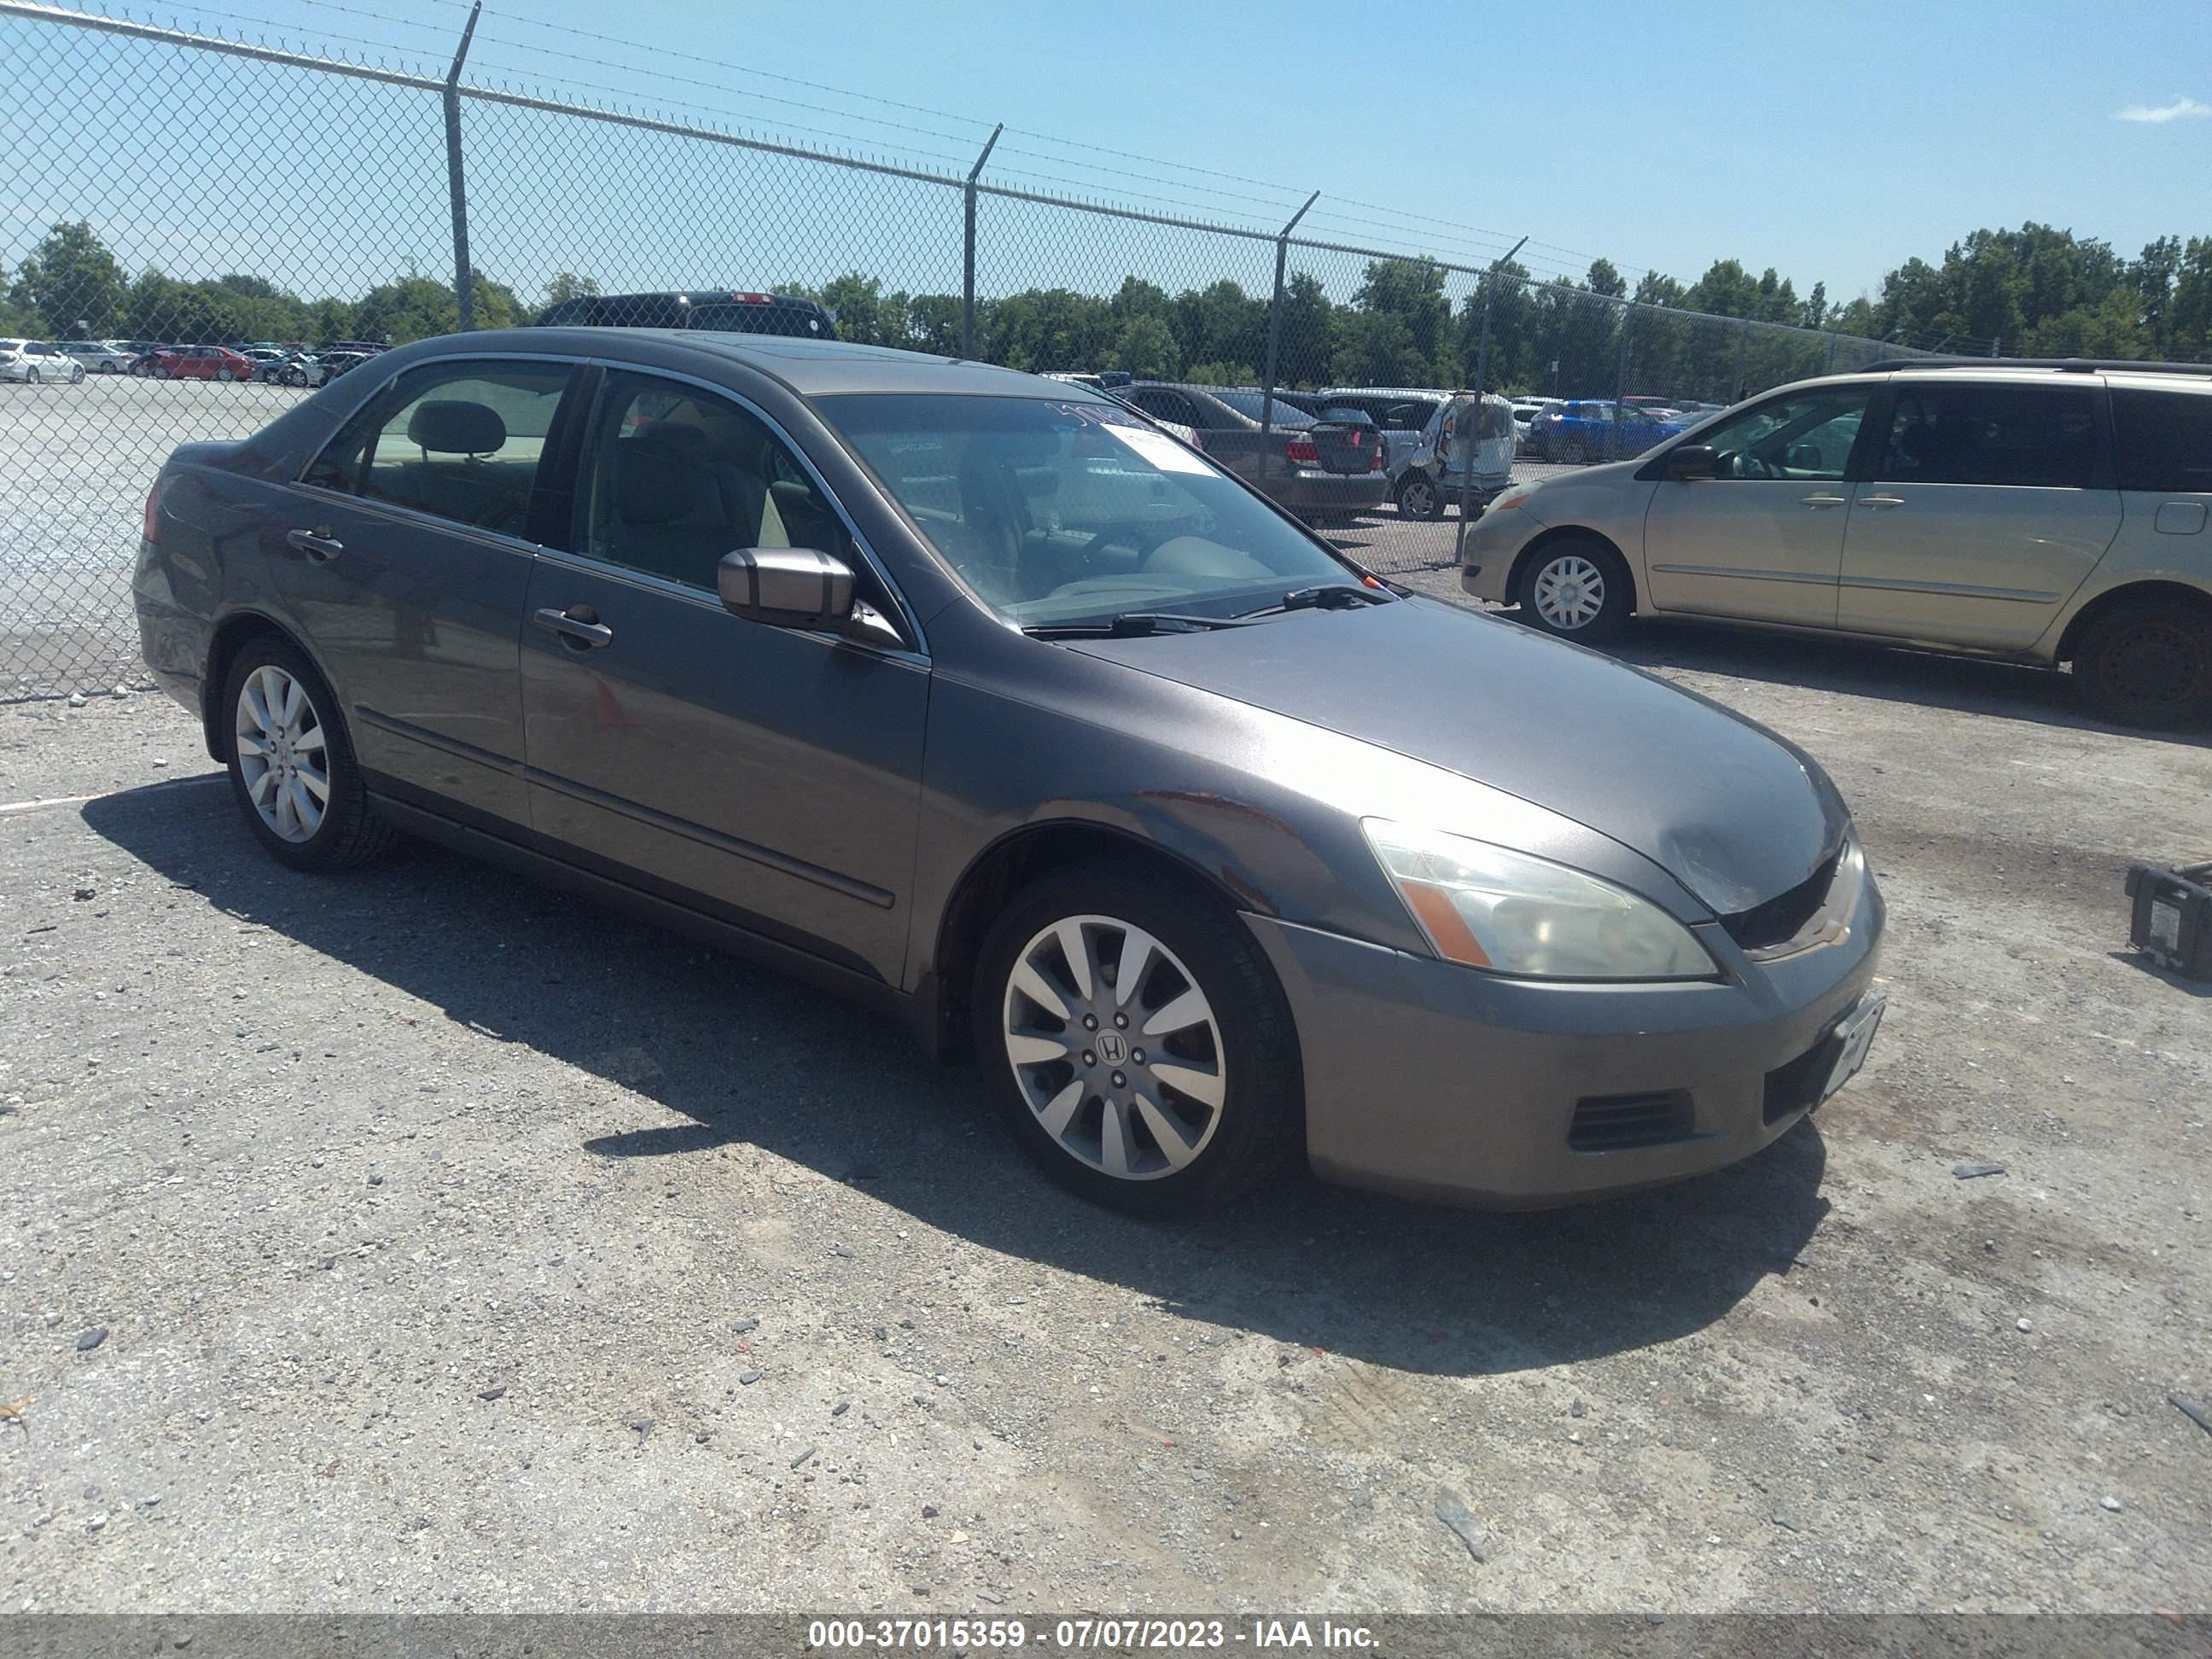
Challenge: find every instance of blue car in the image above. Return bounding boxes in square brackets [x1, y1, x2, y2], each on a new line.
[1528, 399, 1686, 463]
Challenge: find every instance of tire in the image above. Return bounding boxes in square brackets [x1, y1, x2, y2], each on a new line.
[282, 366, 306, 387]
[971, 859, 1301, 1219]
[215, 368, 236, 381]
[1394, 469, 1444, 521]
[154, 364, 173, 380]
[129, 360, 148, 377]
[24, 368, 38, 385]
[1518, 536, 1634, 643]
[2072, 603, 2212, 730]
[68, 366, 84, 384]
[219, 636, 394, 872]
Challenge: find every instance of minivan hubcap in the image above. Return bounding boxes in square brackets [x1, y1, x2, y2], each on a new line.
[236, 665, 329, 842]
[1002, 915, 1225, 1181]
[1534, 556, 1605, 630]
[2108, 620, 2202, 708]
[1403, 480, 1434, 515]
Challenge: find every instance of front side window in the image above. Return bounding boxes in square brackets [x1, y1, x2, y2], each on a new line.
[1694, 387, 1874, 480]
[2110, 387, 2212, 495]
[301, 358, 571, 537]
[821, 393, 1363, 627]
[576, 370, 859, 596]
[1877, 382, 2096, 488]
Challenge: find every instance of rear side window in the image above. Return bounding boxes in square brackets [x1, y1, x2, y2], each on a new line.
[2110, 388, 2212, 494]
[302, 359, 573, 538]
[1877, 383, 2097, 488]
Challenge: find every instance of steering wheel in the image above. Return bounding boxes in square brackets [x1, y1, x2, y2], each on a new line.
[1729, 450, 1782, 481]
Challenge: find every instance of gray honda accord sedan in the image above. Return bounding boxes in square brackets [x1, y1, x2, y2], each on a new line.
[135, 329, 1885, 1216]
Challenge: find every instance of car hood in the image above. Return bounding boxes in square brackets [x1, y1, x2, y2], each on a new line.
[1064, 597, 1849, 917]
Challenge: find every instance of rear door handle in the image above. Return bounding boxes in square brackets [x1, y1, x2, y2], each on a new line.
[1800, 492, 1848, 509]
[533, 607, 613, 649]
[1860, 493, 1906, 509]
[284, 527, 343, 562]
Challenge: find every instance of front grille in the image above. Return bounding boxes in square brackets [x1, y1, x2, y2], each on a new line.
[1569, 1091, 1695, 1152]
[1762, 1037, 1836, 1124]
[1721, 844, 1843, 952]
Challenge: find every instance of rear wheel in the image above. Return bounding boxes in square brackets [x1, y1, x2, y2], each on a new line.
[973, 861, 1300, 1218]
[220, 637, 394, 871]
[1519, 537, 1633, 643]
[215, 367, 236, 382]
[24, 368, 38, 385]
[1394, 469, 1444, 521]
[2073, 603, 2212, 729]
[68, 365, 84, 384]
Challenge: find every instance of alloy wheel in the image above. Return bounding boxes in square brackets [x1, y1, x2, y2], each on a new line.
[1001, 913, 1226, 1182]
[1399, 476, 1436, 518]
[234, 663, 330, 842]
[1533, 554, 1607, 631]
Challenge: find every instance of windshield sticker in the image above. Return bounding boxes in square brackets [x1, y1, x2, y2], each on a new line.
[1103, 423, 1211, 474]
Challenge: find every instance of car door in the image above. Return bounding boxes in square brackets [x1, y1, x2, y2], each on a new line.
[1837, 379, 2120, 650]
[273, 353, 579, 830]
[518, 365, 928, 987]
[1642, 383, 1878, 626]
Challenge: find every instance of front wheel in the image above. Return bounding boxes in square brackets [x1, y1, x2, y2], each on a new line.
[1519, 538, 1634, 643]
[68, 365, 84, 384]
[215, 368, 236, 381]
[24, 368, 38, 385]
[2073, 604, 2212, 729]
[1394, 469, 1444, 521]
[220, 637, 394, 870]
[973, 861, 1301, 1218]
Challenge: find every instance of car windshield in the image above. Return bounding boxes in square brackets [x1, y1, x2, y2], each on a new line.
[820, 393, 1365, 628]
[1207, 388, 1313, 426]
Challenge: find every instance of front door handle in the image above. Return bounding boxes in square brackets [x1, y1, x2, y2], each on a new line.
[1800, 492, 1848, 509]
[533, 606, 613, 649]
[1860, 493, 1906, 510]
[284, 527, 343, 562]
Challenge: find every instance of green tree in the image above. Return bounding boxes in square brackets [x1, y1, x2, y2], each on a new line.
[1181, 359, 1252, 386]
[541, 271, 600, 309]
[1108, 313, 1179, 379]
[8, 220, 126, 336]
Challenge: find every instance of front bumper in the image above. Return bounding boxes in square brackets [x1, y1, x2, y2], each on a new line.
[1247, 864, 1883, 1208]
[1457, 507, 1541, 602]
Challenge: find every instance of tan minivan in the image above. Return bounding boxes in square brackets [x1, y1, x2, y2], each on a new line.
[1458, 360, 2212, 727]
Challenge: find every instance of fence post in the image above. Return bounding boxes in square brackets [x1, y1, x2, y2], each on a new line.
[1609, 301, 1633, 460]
[1256, 190, 1318, 494]
[961, 125, 1002, 358]
[442, 2, 480, 331]
[1732, 326, 1748, 403]
[1470, 234, 1526, 396]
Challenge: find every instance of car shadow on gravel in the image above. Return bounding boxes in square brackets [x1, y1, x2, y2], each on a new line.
[85, 780, 1832, 1381]
[1595, 615, 2212, 749]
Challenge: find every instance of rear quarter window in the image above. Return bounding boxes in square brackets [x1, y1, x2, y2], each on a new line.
[2110, 387, 2212, 494]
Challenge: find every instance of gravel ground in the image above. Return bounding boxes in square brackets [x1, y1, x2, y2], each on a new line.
[2, 598, 2208, 1615]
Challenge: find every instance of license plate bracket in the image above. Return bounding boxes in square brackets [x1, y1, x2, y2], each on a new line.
[1819, 993, 1885, 1103]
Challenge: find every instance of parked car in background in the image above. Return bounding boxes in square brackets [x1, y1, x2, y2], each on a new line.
[1461, 358, 2212, 728]
[1120, 382, 1386, 520]
[1528, 399, 1686, 463]
[1307, 387, 1452, 473]
[280, 350, 372, 388]
[242, 347, 294, 380]
[0, 341, 84, 383]
[57, 340, 134, 374]
[136, 326, 1884, 1217]
[146, 345, 259, 381]
[533, 288, 836, 339]
[1390, 392, 1518, 520]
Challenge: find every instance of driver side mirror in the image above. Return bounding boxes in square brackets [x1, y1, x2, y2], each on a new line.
[1665, 444, 1720, 480]
[718, 546, 855, 631]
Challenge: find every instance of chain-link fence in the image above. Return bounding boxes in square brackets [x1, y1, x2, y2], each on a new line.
[0, 0, 1934, 698]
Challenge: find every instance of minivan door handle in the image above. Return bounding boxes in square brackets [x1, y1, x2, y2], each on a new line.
[284, 527, 343, 562]
[1799, 492, 1848, 509]
[533, 606, 613, 649]
[1860, 493, 1906, 510]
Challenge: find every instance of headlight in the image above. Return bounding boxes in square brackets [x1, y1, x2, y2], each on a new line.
[1362, 818, 1718, 981]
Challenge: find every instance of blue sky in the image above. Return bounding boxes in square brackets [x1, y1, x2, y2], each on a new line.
[7, 0, 2209, 306]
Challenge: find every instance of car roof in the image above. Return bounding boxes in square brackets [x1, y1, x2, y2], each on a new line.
[422, 327, 1103, 400]
[1316, 386, 1452, 399]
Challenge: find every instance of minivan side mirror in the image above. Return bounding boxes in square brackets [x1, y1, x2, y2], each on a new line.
[1666, 444, 1720, 480]
[718, 546, 856, 631]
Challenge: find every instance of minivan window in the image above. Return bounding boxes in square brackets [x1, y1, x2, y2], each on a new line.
[1694, 387, 1873, 480]
[821, 393, 1360, 626]
[2110, 387, 2212, 495]
[1877, 383, 2097, 489]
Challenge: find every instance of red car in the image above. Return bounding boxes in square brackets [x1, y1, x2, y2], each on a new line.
[148, 345, 258, 382]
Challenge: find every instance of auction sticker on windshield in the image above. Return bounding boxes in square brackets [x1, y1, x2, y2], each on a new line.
[1104, 423, 1210, 474]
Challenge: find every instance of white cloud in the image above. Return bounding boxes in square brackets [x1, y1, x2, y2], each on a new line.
[2114, 95, 2212, 123]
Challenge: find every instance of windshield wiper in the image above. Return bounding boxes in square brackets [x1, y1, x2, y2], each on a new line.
[1022, 611, 1261, 639]
[1235, 582, 1390, 619]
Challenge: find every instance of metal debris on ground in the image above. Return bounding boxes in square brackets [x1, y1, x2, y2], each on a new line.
[1953, 1162, 2007, 1179]
[1434, 1492, 1488, 1563]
